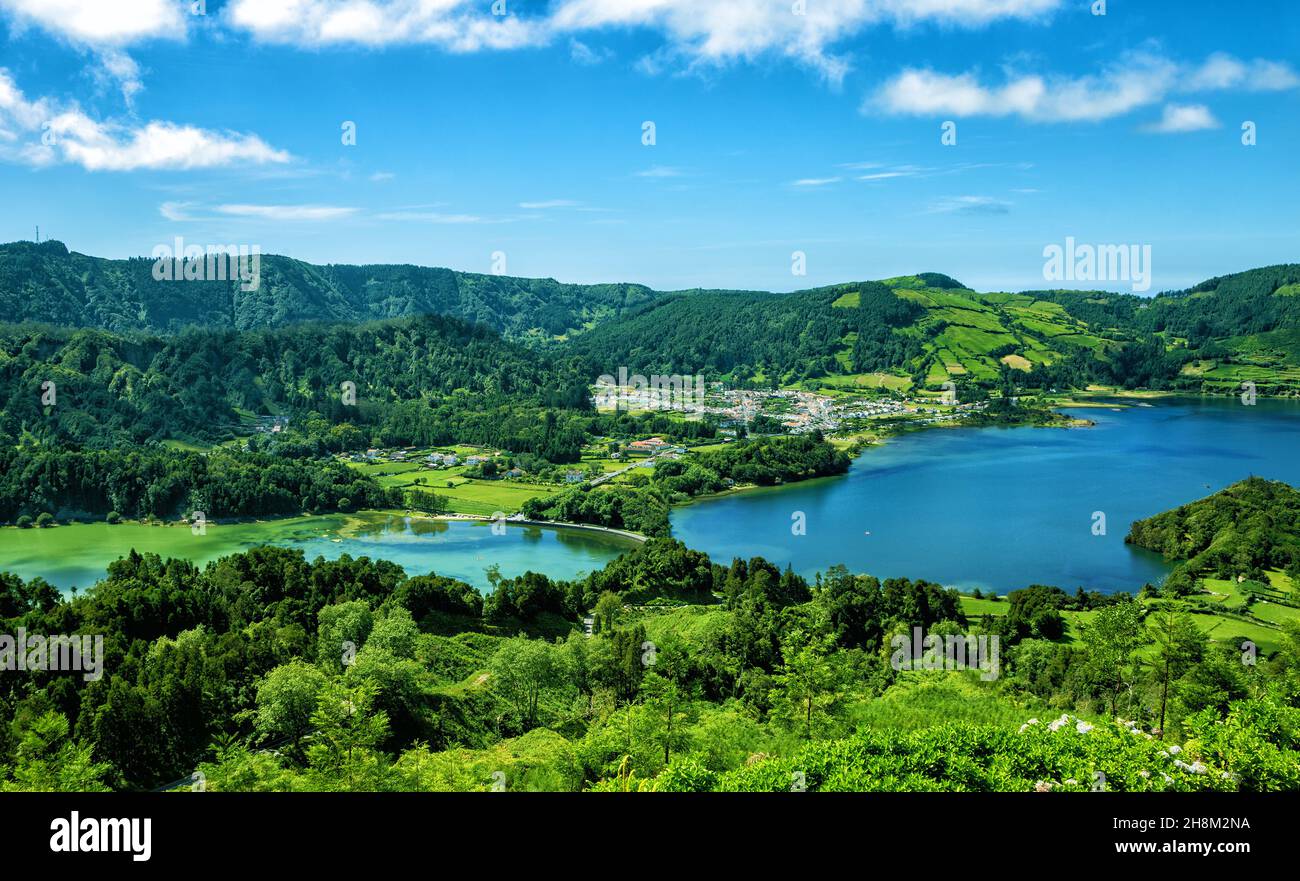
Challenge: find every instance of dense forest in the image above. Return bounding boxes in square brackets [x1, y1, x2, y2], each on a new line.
[0, 447, 407, 524]
[0, 315, 597, 459]
[0, 240, 672, 340]
[1036, 264, 1300, 345]
[2, 535, 1297, 792]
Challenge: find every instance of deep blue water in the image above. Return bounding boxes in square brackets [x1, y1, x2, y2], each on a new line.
[671, 397, 1300, 594]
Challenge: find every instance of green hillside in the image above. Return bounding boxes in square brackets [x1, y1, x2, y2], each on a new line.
[1127, 477, 1300, 594]
[568, 265, 1300, 396]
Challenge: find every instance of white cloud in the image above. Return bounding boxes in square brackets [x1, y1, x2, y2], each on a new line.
[55, 120, 288, 171]
[1187, 53, 1300, 91]
[790, 177, 840, 187]
[369, 171, 396, 182]
[874, 0, 1060, 26]
[0, 69, 290, 171]
[0, 0, 1074, 101]
[857, 169, 920, 181]
[926, 195, 1011, 215]
[0, 0, 186, 44]
[1144, 103, 1218, 134]
[216, 204, 357, 221]
[549, 0, 1062, 83]
[634, 164, 684, 178]
[96, 49, 145, 104]
[159, 200, 198, 221]
[569, 38, 610, 65]
[226, 0, 544, 51]
[872, 52, 1297, 123]
[0, 0, 188, 101]
[224, 0, 1064, 84]
[845, 162, 1010, 183]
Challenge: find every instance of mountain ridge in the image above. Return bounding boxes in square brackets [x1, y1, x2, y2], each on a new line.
[4, 240, 1299, 395]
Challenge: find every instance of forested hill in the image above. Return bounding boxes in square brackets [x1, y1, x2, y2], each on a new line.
[565, 266, 1300, 394]
[0, 315, 593, 452]
[1126, 477, 1300, 592]
[0, 240, 666, 340]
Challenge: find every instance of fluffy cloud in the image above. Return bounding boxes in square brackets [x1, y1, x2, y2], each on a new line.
[0, 0, 186, 44]
[0, 0, 189, 101]
[0, 69, 289, 171]
[0, 0, 1066, 89]
[1144, 103, 1218, 133]
[872, 52, 1298, 124]
[226, 0, 544, 51]
[224, 0, 1064, 83]
[1186, 53, 1300, 91]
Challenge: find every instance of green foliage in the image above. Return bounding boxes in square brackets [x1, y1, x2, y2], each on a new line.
[708, 713, 1252, 792]
[255, 660, 328, 756]
[0, 446, 401, 523]
[1127, 477, 1300, 588]
[0, 711, 110, 792]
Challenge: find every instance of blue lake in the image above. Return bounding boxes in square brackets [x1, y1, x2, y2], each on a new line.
[670, 397, 1300, 594]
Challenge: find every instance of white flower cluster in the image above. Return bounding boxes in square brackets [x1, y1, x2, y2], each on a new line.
[1019, 713, 1094, 734]
[1115, 718, 1153, 739]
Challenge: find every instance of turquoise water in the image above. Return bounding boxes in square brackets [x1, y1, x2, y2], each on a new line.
[0, 514, 640, 593]
[670, 397, 1300, 594]
[307, 516, 641, 588]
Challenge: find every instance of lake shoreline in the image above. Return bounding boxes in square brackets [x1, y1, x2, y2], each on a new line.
[0, 508, 648, 545]
[403, 512, 648, 544]
[669, 395, 1300, 595]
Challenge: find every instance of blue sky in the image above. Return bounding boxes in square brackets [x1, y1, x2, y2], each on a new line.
[0, 0, 1296, 294]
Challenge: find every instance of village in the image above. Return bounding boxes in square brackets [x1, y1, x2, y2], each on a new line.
[241, 381, 990, 521]
[595, 381, 987, 434]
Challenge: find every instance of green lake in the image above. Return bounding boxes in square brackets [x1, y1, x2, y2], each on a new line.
[0, 513, 640, 593]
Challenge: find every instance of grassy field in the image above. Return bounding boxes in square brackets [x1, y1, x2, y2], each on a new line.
[832, 281, 1087, 387]
[344, 457, 561, 515]
[960, 581, 1295, 655]
[439, 480, 555, 516]
[159, 439, 212, 453]
[959, 596, 1009, 617]
[810, 372, 913, 395]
